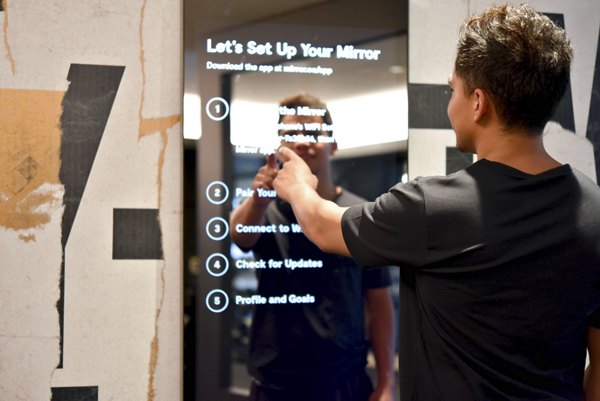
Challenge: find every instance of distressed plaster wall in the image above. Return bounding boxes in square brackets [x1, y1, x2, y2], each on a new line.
[0, 1, 182, 401]
[408, 0, 600, 181]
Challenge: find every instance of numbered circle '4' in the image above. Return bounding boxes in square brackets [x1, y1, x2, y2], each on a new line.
[205, 97, 230, 121]
[206, 253, 229, 277]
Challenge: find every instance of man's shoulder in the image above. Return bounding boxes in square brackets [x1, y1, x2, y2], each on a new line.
[572, 167, 600, 193]
[336, 188, 367, 207]
[399, 168, 477, 198]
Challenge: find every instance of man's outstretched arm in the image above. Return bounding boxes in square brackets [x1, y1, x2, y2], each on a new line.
[274, 146, 350, 257]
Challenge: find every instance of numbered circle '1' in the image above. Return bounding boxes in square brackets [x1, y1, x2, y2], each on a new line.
[205, 97, 230, 121]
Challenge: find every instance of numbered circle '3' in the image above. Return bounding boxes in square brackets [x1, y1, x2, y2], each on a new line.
[206, 217, 229, 241]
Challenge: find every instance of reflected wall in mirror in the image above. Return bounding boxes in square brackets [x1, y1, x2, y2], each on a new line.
[184, 1, 407, 400]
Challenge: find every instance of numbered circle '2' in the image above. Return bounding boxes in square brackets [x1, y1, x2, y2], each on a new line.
[206, 289, 229, 313]
[206, 97, 230, 121]
[206, 181, 229, 205]
[206, 217, 229, 241]
[206, 253, 229, 277]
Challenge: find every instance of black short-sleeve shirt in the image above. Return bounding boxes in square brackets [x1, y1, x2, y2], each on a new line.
[247, 190, 391, 391]
[342, 160, 600, 400]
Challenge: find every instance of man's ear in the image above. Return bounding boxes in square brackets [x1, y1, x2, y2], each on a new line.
[472, 88, 489, 123]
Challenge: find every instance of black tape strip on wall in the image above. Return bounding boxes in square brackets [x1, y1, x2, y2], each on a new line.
[113, 208, 164, 260]
[57, 63, 125, 369]
[51, 387, 98, 401]
[408, 83, 452, 129]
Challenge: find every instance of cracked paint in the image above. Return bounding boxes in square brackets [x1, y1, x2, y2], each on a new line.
[137, 1, 181, 399]
[140, 115, 182, 201]
[1, 0, 16, 74]
[147, 259, 166, 401]
[140, 117, 180, 401]
[137, 0, 182, 204]
[0, 88, 64, 240]
[18, 232, 36, 242]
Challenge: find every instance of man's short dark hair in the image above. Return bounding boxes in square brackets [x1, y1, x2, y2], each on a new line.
[454, 3, 573, 134]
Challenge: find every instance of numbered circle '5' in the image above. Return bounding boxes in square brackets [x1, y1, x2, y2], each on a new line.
[206, 289, 229, 313]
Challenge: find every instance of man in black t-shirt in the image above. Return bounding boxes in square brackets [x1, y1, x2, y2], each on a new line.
[272, 4, 600, 401]
[230, 93, 396, 401]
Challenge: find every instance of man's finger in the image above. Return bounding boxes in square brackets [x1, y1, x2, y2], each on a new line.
[266, 153, 278, 168]
[276, 146, 300, 164]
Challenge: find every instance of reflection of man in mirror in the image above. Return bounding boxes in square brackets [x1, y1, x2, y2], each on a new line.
[230, 93, 396, 401]
[272, 4, 600, 401]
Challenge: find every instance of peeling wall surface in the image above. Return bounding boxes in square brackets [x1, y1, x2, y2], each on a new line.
[408, 0, 600, 181]
[0, 1, 182, 401]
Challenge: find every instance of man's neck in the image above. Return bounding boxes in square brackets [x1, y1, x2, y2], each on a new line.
[475, 128, 561, 175]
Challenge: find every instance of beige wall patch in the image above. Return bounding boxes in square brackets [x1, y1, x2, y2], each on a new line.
[0, 88, 64, 233]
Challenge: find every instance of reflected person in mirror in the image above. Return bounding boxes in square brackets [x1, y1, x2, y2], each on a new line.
[230, 93, 397, 401]
[273, 4, 600, 401]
